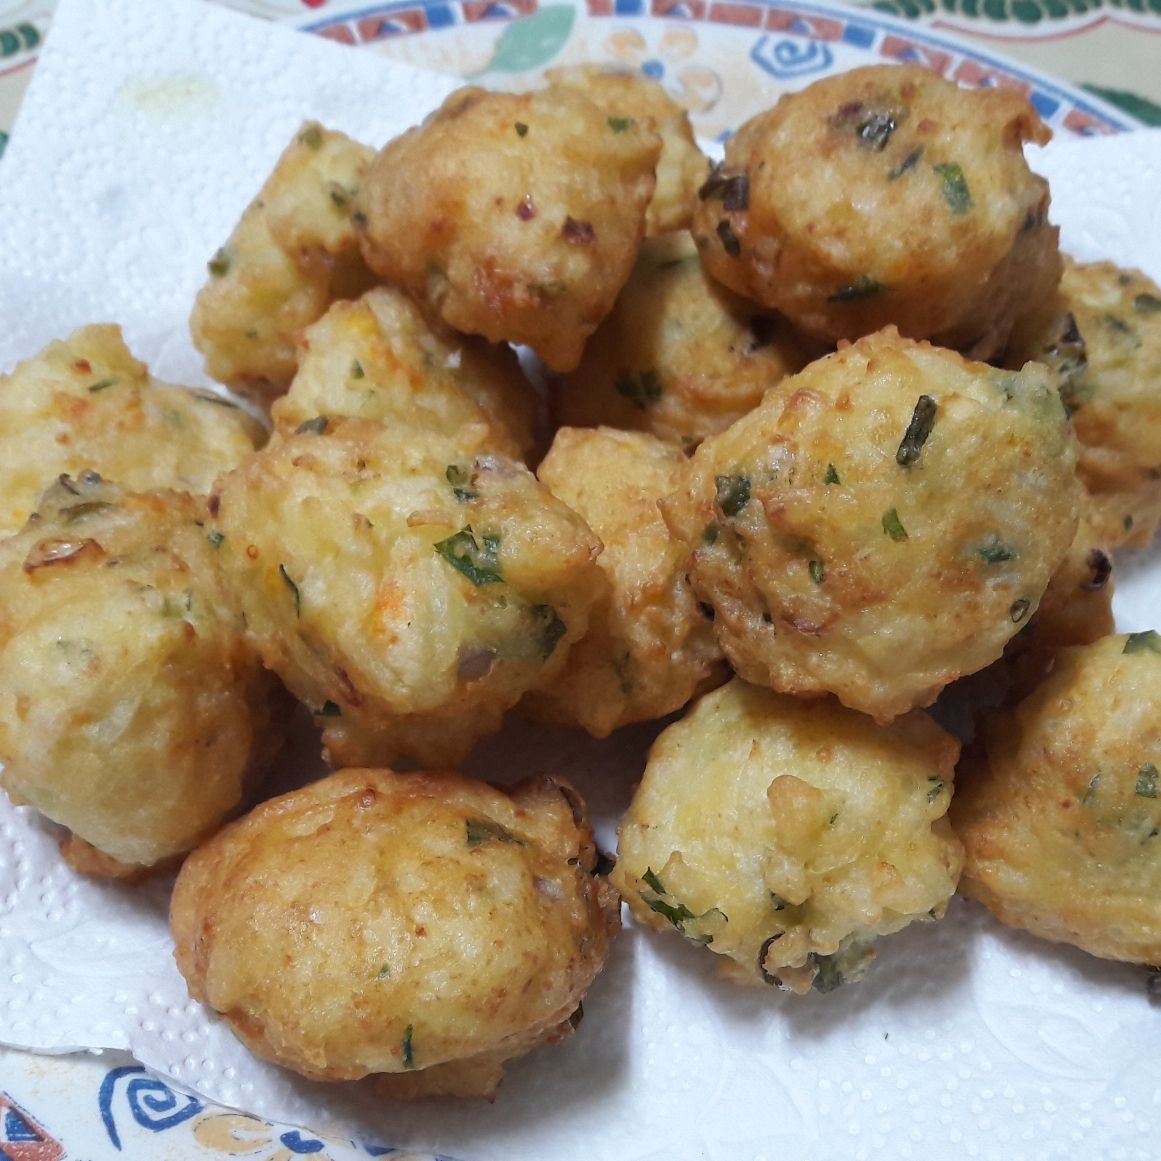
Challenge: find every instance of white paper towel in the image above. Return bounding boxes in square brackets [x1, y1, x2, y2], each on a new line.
[0, 1, 1160, 1157]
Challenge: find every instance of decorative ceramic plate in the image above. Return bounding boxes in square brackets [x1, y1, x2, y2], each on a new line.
[0, 3, 1156, 1161]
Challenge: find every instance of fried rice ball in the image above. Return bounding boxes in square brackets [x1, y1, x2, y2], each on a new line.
[1005, 258, 1161, 549]
[664, 328, 1081, 721]
[270, 286, 540, 462]
[953, 632, 1161, 965]
[0, 474, 283, 877]
[171, 768, 619, 1097]
[521, 427, 724, 736]
[211, 417, 604, 768]
[552, 232, 821, 449]
[0, 324, 263, 539]
[692, 64, 1060, 359]
[355, 84, 661, 372]
[613, 678, 963, 993]
[190, 122, 377, 404]
[545, 64, 708, 236]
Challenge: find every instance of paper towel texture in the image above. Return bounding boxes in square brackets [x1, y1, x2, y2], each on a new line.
[0, 1, 1160, 1157]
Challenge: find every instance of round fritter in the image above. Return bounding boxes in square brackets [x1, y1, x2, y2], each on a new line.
[692, 64, 1060, 359]
[0, 324, 263, 539]
[212, 418, 604, 768]
[545, 64, 708, 236]
[953, 632, 1161, 964]
[664, 328, 1081, 721]
[354, 84, 661, 372]
[270, 286, 540, 462]
[1005, 257, 1161, 549]
[521, 427, 724, 736]
[552, 232, 821, 449]
[190, 121, 377, 405]
[170, 768, 619, 1096]
[0, 474, 282, 876]
[613, 678, 963, 993]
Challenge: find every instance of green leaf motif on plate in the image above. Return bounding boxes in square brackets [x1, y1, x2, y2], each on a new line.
[865, 0, 1103, 21]
[1082, 84, 1161, 126]
[473, 5, 576, 76]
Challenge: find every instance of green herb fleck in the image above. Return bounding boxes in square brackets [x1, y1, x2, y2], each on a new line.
[642, 868, 666, 895]
[1134, 293, 1161, 314]
[62, 501, 112, 523]
[1009, 597, 1031, 624]
[376, 964, 391, 980]
[716, 219, 741, 257]
[445, 464, 478, 502]
[933, 162, 972, 214]
[207, 530, 225, 548]
[466, 816, 525, 847]
[514, 121, 529, 136]
[615, 369, 662, 410]
[825, 463, 841, 485]
[295, 416, 329, 436]
[701, 522, 720, 546]
[607, 115, 631, 133]
[809, 952, 846, 994]
[350, 359, 365, 379]
[1137, 763, 1159, 799]
[434, 527, 503, 586]
[715, 474, 751, 517]
[927, 778, 945, 803]
[88, 378, 117, 393]
[896, 394, 937, 466]
[328, 182, 351, 209]
[828, 275, 881, 302]
[809, 559, 825, 584]
[1124, 630, 1161, 654]
[401, 1024, 415, 1069]
[530, 603, 566, 658]
[976, 535, 1014, 564]
[207, 248, 231, 278]
[770, 893, 789, 911]
[882, 508, 908, 541]
[1080, 773, 1102, 804]
[315, 700, 342, 717]
[279, 564, 301, 616]
[1125, 515, 1135, 532]
[299, 124, 323, 149]
[887, 146, 923, 180]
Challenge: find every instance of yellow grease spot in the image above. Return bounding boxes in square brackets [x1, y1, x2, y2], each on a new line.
[117, 75, 220, 122]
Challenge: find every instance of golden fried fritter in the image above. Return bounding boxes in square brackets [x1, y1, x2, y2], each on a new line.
[665, 328, 1081, 721]
[0, 474, 282, 875]
[211, 417, 604, 768]
[545, 64, 708, 236]
[1005, 257, 1161, 549]
[552, 232, 820, 449]
[521, 427, 724, 736]
[270, 286, 541, 462]
[954, 632, 1161, 964]
[171, 768, 618, 1096]
[355, 84, 661, 372]
[190, 121, 376, 404]
[613, 678, 963, 992]
[0, 324, 262, 539]
[692, 64, 1059, 359]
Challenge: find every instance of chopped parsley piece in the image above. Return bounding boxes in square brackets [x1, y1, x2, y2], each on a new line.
[607, 115, 632, 133]
[401, 1024, 415, 1069]
[976, 535, 1014, 564]
[1080, 773, 1101, 804]
[1009, 597, 1031, 624]
[62, 501, 112, 523]
[887, 146, 923, 180]
[809, 559, 825, 584]
[896, 394, 937, 466]
[615, 369, 663, 409]
[466, 816, 525, 846]
[279, 564, 301, 616]
[1134, 292, 1161, 314]
[701, 522, 720, 546]
[514, 121, 529, 136]
[1137, 763, 1159, 799]
[377, 964, 391, 979]
[933, 162, 972, 214]
[1123, 630, 1160, 655]
[207, 530, 225, 548]
[825, 463, 841, 485]
[434, 527, 503, 586]
[530, 603, 566, 658]
[882, 508, 908, 541]
[295, 416, 329, 435]
[716, 219, 741, 257]
[327, 182, 351, 209]
[828, 275, 881, 302]
[350, 359, 365, 379]
[714, 474, 751, 517]
[207, 248, 231, 277]
[298, 124, 323, 149]
[315, 700, 342, 717]
[445, 464, 478, 502]
[856, 110, 897, 151]
[88, 377, 117, 393]
[927, 778, 945, 803]
[810, 953, 847, 994]
[641, 868, 666, 895]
